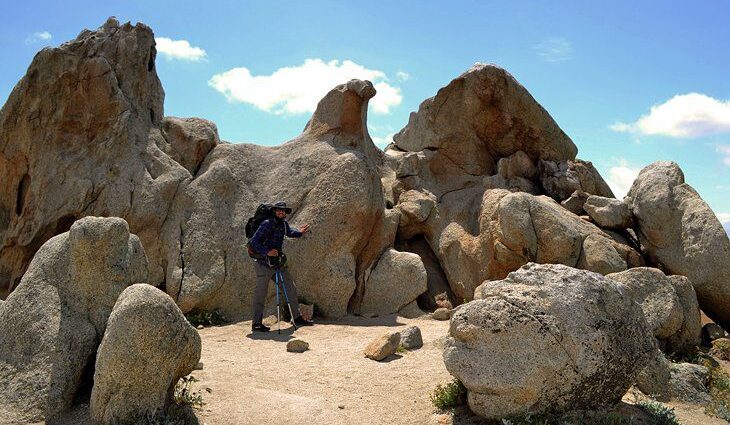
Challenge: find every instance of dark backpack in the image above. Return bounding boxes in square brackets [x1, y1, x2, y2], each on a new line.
[245, 203, 275, 258]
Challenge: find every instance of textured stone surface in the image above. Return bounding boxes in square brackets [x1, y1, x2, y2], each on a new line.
[669, 363, 711, 404]
[160, 79, 388, 319]
[0, 18, 188, 293]
[627, 161, 730, 330]
[608, 268, 700, 353]
[432, 308, 451, 321]
[90, 284, 201, 424]
[636, 349, 671, 401]
[286, 339, 309, 353]
[583, 195, 634, 229]
[359, 248, 427, 315]
[363, 331, 400, 361]
[443, 263, 654, 419]
[539, 159, 614, 202]
[399, 325, 423, 350]
[0, 217, 147, 423]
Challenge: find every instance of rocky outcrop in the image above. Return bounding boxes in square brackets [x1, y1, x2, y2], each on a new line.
[160, 79, 388, 319]
[0, 217, 147, 423]
[0, 18, 188, 293]
[444, 263, 654, 419]
[539, 159, 614, 202]
[627, 161, 730, 330]
[91, 284, 201, 424]
[608, 267, 701, 353]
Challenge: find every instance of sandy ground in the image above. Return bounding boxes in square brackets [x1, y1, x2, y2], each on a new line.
[189, 314, 728, 425]
[191, 314, 458, 425]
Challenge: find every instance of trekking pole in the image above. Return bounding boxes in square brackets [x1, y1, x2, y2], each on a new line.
[275, 269, 281, 334]
[277, 268, 298, 330]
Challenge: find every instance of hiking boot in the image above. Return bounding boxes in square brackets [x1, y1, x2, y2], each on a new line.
[293, 316, 314, 327]
[252, 323, 270, 332]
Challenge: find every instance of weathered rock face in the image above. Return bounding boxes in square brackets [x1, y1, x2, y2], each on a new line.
[359, 248, 427, 315]
[608, 267, 701, 353]
[627, 161, 730, 330]
[444, 263, 654, 419]
[363, 331, 401, 361]
[0, 19, 413, 320]
[0, 17, 189, 294]
[91, 284, 201, 424]
[382, 64, 629, 304]
[161, 79, 389, 319]
[583, 195, 634, 229]
[0, 217, 147, 424]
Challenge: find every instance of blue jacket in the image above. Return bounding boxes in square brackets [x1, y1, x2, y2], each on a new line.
[249, 218, 302, 257]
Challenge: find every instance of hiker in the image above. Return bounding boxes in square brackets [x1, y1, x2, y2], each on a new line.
[248, 201, 313, 332]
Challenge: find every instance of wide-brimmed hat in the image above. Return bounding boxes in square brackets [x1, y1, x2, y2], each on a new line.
[272, 201, 292, 214]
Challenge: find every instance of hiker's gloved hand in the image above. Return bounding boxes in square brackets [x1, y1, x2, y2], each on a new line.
[301, 224, 310, 234]
[267, 249, 279, 256]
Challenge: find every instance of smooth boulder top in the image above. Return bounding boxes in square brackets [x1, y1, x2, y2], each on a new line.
[91, 283, 201, 424]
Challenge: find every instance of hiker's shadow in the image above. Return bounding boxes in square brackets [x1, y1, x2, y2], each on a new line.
[245, 326, 296, 341]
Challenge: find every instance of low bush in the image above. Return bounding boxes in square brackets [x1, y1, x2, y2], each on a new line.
[184, 310, 226, 327]
[174, 375, 204, 408]
[430, 378, 466, 410]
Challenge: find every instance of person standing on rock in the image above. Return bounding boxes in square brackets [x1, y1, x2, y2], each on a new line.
[248, 201, 313, 332]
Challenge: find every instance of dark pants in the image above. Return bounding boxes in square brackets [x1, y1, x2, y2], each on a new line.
[252, 261, 301, 324]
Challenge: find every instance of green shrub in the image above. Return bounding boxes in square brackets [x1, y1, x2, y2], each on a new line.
[430, 378, 467, 410]
[636, 400, 679, 425]
[706, 364, 730, 420]
[396, 344, 407, 354]
[185, 310, 226, 327]
[174, 375, 204, 408]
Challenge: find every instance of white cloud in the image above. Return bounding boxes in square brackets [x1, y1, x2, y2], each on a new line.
[717, 212, 730, 225]
[534, 37, 573, 62]
[605, 159, 641, 199]
[396, 71, 410, 81]
[208, 59, 403, 115]
[371, 133, 395, 149]
[25, 31, 52, 45]
[717, 145, 730, 166]
[155, 37, 207, 62]
[611, 93, 730, 138]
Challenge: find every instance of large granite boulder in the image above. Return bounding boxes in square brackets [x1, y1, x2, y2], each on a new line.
[0, 217, 147, 424]
[382, 64, 631, 303]
[359, 248, 427, 315]
[160, 79, 389, 319]
[626, 161, 730, 330]
[91, 284, 201, 424]
[0, 17, 189, 293]
[607, 267, 701, 353]
[444, 263, 654, 420]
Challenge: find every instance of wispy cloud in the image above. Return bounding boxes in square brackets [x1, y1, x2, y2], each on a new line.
[209, 59, 403, 115]
[717, 144, 730, 166]
[155, 37, 207, 62]
[534, 37, 573, 62]
[371, 133, 395, 149]
[611, 93, 730, 138]
[396, 71, 410, 81]
[604, 159, 642, 199]
[25, 31, 52, 45]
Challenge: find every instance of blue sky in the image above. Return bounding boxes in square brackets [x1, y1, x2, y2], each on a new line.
[2, 1, 729, 226]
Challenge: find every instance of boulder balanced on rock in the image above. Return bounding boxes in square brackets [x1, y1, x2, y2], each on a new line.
[627, 161, 730, 330]
[0, 217, 147, 424]
[444, 263, 654, 420]
[91, 284, 201, 424]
